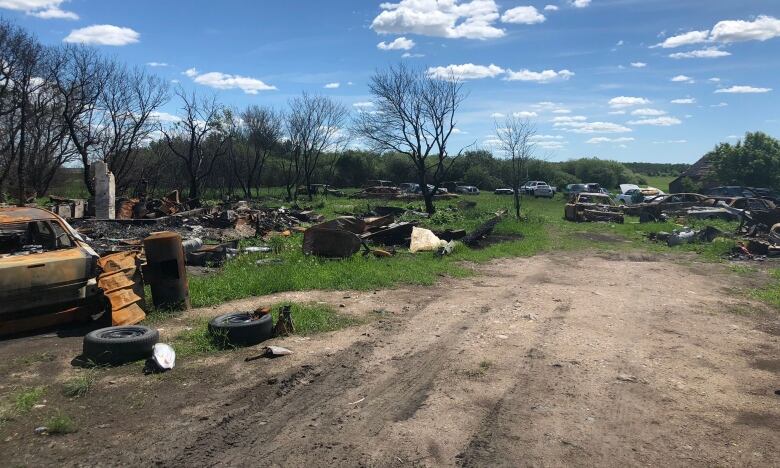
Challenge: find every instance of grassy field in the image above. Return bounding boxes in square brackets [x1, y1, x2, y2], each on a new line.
[187, 192, 744, 308]
[641, 176, 675, 193]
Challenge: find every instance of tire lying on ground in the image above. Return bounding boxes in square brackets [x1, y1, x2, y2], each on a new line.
[208, 312, 274, 347]
[83, 326, 160, 365]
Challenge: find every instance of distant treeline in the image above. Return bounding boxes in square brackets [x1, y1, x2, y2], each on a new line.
[49, 150, 673, 198]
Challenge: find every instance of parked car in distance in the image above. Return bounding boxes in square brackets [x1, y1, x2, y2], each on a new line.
[364, 179, 395, 188]
[615, 184, 665, 204]
[0, 207, 100, 317]
[704, 186, 759, 200]
[565, 183, 588, 198]
[523, 181, 546, 195]
[494, 188, 515, 195]
[532, 183, 554, 198]
[412, 184, 448, 195]
[456, 185, 480, 195]
[399, 182, 418, 193]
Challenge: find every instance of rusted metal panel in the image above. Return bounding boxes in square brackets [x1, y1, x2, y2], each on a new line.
[96, 251, 146, 326]
[0, 206, 59, 223]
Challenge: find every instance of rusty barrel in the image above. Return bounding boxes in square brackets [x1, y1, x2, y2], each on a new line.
[143, 231, 190, 310]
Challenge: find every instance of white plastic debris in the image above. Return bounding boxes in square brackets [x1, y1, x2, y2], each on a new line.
[244, 246, 272, 253]
[409, 227, 447, 253]
[152, 343, 176, 370]
[264, 346, 293, 357]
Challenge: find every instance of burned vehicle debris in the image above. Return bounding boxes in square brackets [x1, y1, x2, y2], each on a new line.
[0, 207, 102, 334]
[564, 193, 624, 223]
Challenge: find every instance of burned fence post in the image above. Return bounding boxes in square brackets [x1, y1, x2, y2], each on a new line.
[143, 231, 190, 310]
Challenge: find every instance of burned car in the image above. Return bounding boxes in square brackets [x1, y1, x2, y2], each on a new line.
[564, 193, 624, 223]
[623, 193, 716, 221]
[0, 207, 100, 319]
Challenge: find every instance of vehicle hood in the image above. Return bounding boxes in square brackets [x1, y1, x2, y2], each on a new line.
[620, 184, 640, 194]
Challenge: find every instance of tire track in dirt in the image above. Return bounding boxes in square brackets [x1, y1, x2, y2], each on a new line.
[457, 297, 573, 467]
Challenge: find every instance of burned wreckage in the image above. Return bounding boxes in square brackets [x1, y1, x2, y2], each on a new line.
[564, 193, 624, 223]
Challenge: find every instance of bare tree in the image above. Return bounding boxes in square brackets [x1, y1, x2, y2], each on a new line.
[495, 115, 536, 219]
[159, 87, 227, 206]
[227, 105, 282, 199]
[50, 45, 114, 196]
[278, 139, 301, 202]
[98, 65, 168, 191]
[287, 93, 348, 201]
[353, 64, 467, 214]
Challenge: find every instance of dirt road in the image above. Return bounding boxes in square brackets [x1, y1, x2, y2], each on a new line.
[3, 251, 779, 467]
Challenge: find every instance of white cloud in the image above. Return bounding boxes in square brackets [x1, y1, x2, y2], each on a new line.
[530, 134, 563, 140]
[627, 116, 682, 126]
[653, 140, 687, 144]
[536, 140, 566, 149]
[504, 68, 574, 82]
[324, 82, 340, 89]
[402, 52, 425, 58]
[586, 137, 635, 144]
[726, 135, 739, 139]
[571, 0, 590, 8]
[377, 36, 415, 50]
[669, 47, 731, 59]
[653, 30, 709, 48]
[671, 74, 694, 83]
[63, 24, 140, 46]
[608, 96, 650, 108]
[353, 102, 374, 108]
[146, 62, 168, 67]
[709, 77, 721, 82]
[631, 108, 666, 116]
[149, 111, 180, 123]
[607, 110, 626, 115]
[710, 102, 728, 107]
[490, 112, 505, 118]
[654, 15, 780, 50]
[544, 4, 559, 11]
[0, 0, 77, 19]
[710, 15, 780, 43]
[501, 6, 545, 24]
[551, 108, 571, 114]
[513, 111, 538, 118]
[371, 0, 505, 40]
[715, 85, 771, 94]
[427, 63, 504, 80]
[671, 98, 695, 104]
[630, 62, 647, 68]
[553, 116, 631, 134]
[29, 6, 77, 19]
[184, 68, 277, 94]
[558, 121, 632, 133]
[551, 115, 586, 123]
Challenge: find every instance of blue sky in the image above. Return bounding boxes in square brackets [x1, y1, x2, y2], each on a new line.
[3, 0, 780, 163]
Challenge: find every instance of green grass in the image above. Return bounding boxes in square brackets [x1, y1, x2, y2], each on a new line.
[752, 269, 780, 309]
[62, 372, 95, 399]
[170, 303, 356, 357]
[640, 175, 675, 193]
[12, 386, 45, 413]
[44, 413, 77, 435]
[183, 193, 740, 308]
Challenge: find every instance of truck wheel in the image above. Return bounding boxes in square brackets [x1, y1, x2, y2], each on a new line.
[208, 312, 273, 347]
[83, 326, 159, 365]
